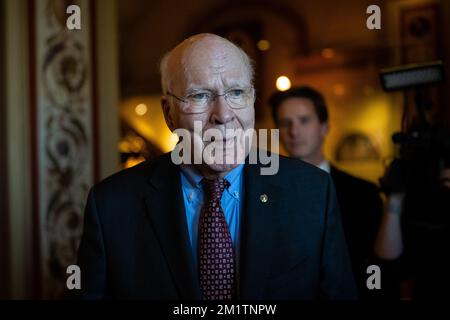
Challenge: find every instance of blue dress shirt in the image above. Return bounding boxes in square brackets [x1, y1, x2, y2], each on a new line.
[179, 164, 244, 266]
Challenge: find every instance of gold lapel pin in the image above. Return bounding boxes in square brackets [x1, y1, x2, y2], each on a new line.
[260, 194, 268, 203]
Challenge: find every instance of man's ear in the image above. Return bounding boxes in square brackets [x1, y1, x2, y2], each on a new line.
[161, 97, 175, 131]
[320, 121, 329, 137]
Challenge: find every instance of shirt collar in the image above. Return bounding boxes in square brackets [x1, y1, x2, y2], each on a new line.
[223, 164, 243, 200]
[317, 160, 330, 173]
[179, 164, 244, 199]
[180, 165, 203, 190]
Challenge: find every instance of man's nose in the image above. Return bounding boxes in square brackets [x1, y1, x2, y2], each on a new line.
[209, 96, 235, 125]
[289, 121, 301, 137]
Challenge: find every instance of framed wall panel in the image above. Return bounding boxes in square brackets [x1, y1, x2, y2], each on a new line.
[28, 0, 99, 298]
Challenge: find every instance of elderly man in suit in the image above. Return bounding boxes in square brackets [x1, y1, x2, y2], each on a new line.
[76, 34, 356, 300]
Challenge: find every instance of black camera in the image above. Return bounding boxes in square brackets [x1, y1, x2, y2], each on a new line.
[379, 61, 450, 226]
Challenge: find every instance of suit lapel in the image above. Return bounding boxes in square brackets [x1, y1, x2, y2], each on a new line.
[239, 163, 285, 299]
[143, 155, 201, 299]
[140, 154, 285, 299]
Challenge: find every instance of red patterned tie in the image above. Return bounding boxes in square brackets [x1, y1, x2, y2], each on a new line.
[198, 178, 236, 300]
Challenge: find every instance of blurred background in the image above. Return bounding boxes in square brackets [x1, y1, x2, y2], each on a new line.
[1, 0, 449, 299]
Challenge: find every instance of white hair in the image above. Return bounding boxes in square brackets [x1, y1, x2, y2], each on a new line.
[159, 52, 171, 95]
[159, 35, 254, 95]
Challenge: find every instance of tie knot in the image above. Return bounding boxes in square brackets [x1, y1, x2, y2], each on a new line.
[202, 178, 229, 200]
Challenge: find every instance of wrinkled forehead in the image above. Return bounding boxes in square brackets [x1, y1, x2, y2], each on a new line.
[168, 39, 251, 92]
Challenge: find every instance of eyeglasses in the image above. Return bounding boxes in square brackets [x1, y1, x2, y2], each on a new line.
[166, 87, 254, 114]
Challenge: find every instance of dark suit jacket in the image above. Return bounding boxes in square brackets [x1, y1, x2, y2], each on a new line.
[330, 166, 383, 297]
[76, 153, 356, 299]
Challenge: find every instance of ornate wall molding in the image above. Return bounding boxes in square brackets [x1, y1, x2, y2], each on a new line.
[29, 0, 98, 298]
